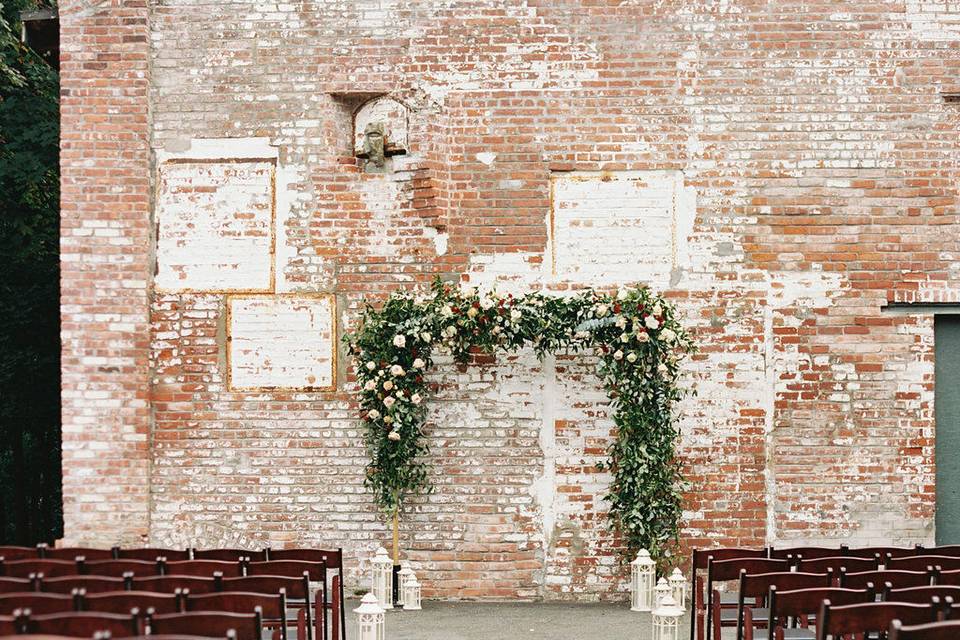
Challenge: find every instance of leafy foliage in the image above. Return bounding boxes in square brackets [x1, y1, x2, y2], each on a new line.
[345, 279, 696, 561]
[0, 0, 62, 544]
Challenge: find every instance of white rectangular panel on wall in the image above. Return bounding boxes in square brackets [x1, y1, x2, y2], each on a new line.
[548, 170, 693, 288]
[227, 295, 336, 391]
[155, 159, 275, 292]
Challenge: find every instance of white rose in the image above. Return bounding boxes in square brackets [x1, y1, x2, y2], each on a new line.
[657, 363, 669, 375]
[596, 304, 608, 317]
[613, 350, 623, 361]
[660, 328, 676, 343]
[396, 390, 406, 399]
[620, 333, 630, 343]
[383, 396, 396, 408]
[467, 307, 478, 319]
[364, 380, 376, 391]
[445, 325, 458, 337]
[645, 315, 660, 330]
[440, 306, 453, 318]
[615, 316, 627, 329]
[652, 303, 663, 316]
[391, 364, 405, 377]
[387, 430, 401, 441]
[367, 409, 381, 420]
[383, 380, 394, 391]
[626, 352, 637, 363]
[366, 361, 376, 371]
[460, 284, 476, 297]
[480, 296, 495, 310]
[411, 393, 422, 405]
[637, 330, 650, 343]
[393, 334, 406, 348]
[412, 358, 425, 369]
[421, 332, 432, 343]
[617, 288, 629, 301]
[510, 309, 522, 322]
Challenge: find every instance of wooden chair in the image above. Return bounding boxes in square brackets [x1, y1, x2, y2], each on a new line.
[40, 547, 113, 561]
[218, 575, 312, 640]
[889, 555, 960, 572]
[736, 572, 833, 640]
[0, 613, 19, 635]
[924, 545, 960, 558]
[193, 549, 268, 562]
[843, 547, 917, 561]
[769, 548, 841, 561]
[692, 548, 768, 640]
[164, 560, 245, 578]
[147, 608, 262, 640]
[889, 618, 960, 640]
[709, 558, 792, 640]
[80, 558, 163, 578]
[0, 546, 38, 561]
[37, 576, 127, 594]
[815, 600, 936, 640]
[264, 548, 345, 640]
[0, 593, 74, 616]
[884, 584, 960, 604]
[0, 577, 35, 594]
[185, 591, 286, 640]
[840, 569, 935, 590]
[796, 555, 880, 576]
[767, 585, 874, 640]
[79, 590, 184, 614]
[245, 561, 328, 640]
[130, 575, 220, 594]
[934, 568, 960, 586]
[18, 609, 143, 637]
[114, 548, 191, 562]
[0, 560, 75, 579]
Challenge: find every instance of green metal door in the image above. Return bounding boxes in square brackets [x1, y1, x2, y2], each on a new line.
[936, 315, 960, 545]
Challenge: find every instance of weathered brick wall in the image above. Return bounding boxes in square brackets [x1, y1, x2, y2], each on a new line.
[61, 1, 960, 599]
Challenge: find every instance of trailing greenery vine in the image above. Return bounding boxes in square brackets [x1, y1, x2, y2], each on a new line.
[345, 278, 696, 561]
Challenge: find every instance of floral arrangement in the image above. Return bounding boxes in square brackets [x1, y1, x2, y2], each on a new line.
[344, 278, 696, 560]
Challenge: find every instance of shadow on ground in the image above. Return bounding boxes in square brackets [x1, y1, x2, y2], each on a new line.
[343, 601, 693, 640]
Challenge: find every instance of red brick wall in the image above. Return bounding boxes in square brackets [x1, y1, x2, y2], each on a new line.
[61, 1, 960, 598]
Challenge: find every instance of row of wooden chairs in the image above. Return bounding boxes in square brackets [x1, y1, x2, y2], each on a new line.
[0, 559, 324, 581]
[0, 547, 330, 564]
[0, 608, 262, 640]
[692, 545, 960, 640]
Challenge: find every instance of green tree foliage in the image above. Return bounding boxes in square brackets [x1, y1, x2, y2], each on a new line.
[0, 0, 61, 544]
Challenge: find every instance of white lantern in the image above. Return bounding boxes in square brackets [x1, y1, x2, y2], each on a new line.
[668, 567, 686, 609]
[402, 571, 422, 611]
[654, 577, 671, 608]
[652, 593, 683, 640]
[370, 546, 393, 610]
[354, 592, 385, 640]
[396, 563, 413, 607]
[631, 549, 656, 612]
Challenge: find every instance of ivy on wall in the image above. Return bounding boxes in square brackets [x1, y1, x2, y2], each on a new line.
[345, 279, 696, 560]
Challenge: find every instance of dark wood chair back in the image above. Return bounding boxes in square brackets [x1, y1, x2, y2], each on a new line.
[80, 590, 183, 614]
[692, 548, 767, 640]
[130, 575, 220, 594]
[218, 575, 309, 600]
[0, 613, 17, 635]
[768, 586, 873, 640]
[186, 591, 286, 640]
[0, 577, 35, 594]
[164, 560, 245, 578]
[798, 555, 880, 575]
[769, 547, 840, 561]
[192, 549, 268, 562]
[925, 546, 960, 558]
[840, 569, 934, 590]
[844, 546, 917, 560]
[889, 619, 960, 640]
[37, 576, 126, 594]
[263, 550, 344, 640]
[114, 548, 190, 562]
[148, 608, 262, 640]
[80, 559, 162, 578]
[245, 561, 326, 583]
[710, 557, 792, 584]
[0, 546, 38, 561]
[0, 593, 74, 616]
[889, 555, 960, 572]
[934, 568, 960, 586]
[0, 560, 76, 579]
[42, 548, 113, 561]
[884, 584, 960, 604]
[736, 572, 831, 640]
[816, 600, 935, 640]
[20, 610, 143, 637]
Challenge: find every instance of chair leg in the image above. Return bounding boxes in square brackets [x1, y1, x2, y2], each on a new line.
[332, 575, 341, 640]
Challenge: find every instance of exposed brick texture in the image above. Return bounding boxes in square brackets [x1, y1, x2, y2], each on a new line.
[61, 1, 960, 599]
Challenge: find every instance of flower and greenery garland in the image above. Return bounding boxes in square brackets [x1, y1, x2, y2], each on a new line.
[344, 278, 696, 561]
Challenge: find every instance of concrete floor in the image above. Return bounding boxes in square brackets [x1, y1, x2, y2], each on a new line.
[343, 601, 693, 640]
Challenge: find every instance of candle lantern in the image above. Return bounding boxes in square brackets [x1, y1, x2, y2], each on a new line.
[370, 546, 393, 610]
[631, 548, 656, 612]
[652, 593, 683, 640]
[396, 563, 413, 607]
[402, 571, 422, 611]
[654, 577, 671, 608]
[354, 592, 386, 640]
[668, 567, 686, 609]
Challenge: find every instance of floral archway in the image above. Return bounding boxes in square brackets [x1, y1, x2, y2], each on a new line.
[345, 279, 696, 561]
